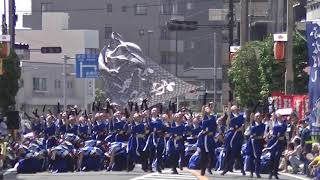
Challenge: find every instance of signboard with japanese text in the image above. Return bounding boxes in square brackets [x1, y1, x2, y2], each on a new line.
[307, 21, 320, 135]
[75, 54, 99, 78]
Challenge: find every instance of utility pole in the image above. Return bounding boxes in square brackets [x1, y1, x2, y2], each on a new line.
[240, 0, 249, 46]
[2, 0, 7, 34]
[228, 0, 234, 49]
[285, 0, 294, 94]
[8, 0, 15, 50]
[175, 31, 178, 76]
[213, 32, 217, 110]
[227, 0, 234, 128]
[63, 55, 68, 111]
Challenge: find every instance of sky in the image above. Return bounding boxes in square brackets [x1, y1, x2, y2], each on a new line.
[0, 0, 31, 31]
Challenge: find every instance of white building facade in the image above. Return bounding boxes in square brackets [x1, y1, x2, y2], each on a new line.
[307, 0, 320, 20]
[15, 12, 99, 114]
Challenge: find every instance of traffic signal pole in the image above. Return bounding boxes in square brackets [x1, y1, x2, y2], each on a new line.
[8, 0, 15, 50]
[285, 0, 294, 95]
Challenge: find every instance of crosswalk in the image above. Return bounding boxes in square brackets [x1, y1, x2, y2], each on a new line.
[130, 170, 198, 180]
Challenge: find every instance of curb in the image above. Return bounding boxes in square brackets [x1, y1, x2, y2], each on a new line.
[185, 168, 208, 180]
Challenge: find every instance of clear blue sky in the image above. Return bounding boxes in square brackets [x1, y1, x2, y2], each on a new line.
[0, 0, 31, 31]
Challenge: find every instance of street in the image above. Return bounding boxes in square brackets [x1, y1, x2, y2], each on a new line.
[3, 169, 311, 180]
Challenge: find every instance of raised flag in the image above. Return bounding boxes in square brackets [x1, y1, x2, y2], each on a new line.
[98, 32, 197, 106]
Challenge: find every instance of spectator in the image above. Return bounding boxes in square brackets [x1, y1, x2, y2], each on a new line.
[288, 137, 303, 174]
[300, 118, 312, 176]
[0, 117, 7, 137]
[280, 142, 295, 173]
[308, 145, 320, 179]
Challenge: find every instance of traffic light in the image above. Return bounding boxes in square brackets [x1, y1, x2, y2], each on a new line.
[167, 20, 198, 31]
[14, 43, 29, 50]
[40, 47, 62, 54]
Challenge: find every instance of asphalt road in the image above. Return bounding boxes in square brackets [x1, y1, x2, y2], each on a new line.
[3, 169, 311, 180]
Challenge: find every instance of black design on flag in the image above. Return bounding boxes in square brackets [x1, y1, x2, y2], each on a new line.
[98, 32, 197, 106]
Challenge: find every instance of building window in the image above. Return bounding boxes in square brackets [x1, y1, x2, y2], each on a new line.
[105, 26, 113, 39]
[160, 52, 170, 64]
[160, 27, 170, 40]
[67, 81, 73, 89]
[122, 5, 127, 12]
[186, 2, 193, 10]
[107, 3, 112, 12]
[160, 3, 172, 15]
[33, 77, 47, 91]
[41, 3, 52, 12]
[85, 48, 99, 55]
[190, 41, 195, 49]
[54, 80, 61, 89]
[135, 4, 147, 15]
[172, 3, 178, 14]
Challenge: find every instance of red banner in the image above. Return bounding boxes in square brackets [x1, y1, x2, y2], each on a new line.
[271, 92, 309, 121]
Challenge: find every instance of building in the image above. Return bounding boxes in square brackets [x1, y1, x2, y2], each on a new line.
[15, 12, 98, 114]
[23, 0, 226, 110]
[307, 0, 320, 20]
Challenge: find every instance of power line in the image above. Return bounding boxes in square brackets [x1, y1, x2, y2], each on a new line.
[11, 0, 216, 13]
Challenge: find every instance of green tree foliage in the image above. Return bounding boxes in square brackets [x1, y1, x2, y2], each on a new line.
[229, 33, 308, 109]
[228, 41, 262, 108]
[258, 36, 286, 98]
[293, 32, 308, 94]
[0, 52, 21, 113]
[95, 88, 106, 102]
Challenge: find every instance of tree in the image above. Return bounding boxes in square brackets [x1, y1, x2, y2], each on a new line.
[95, 88, 106, 103]
[0, 52, 21, 113]
[229, 33, 308, 109]
[228, 41, 262, 109]
[292, 32, 308, 94]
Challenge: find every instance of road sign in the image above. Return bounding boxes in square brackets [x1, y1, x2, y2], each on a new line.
[0, 35, 11, 42]
[75, 54, 99, 78]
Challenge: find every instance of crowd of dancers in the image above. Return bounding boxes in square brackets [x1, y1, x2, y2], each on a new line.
[0, 99, 311, 179]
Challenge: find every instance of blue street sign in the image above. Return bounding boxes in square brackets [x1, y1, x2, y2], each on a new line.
[75, 54, 99, 78]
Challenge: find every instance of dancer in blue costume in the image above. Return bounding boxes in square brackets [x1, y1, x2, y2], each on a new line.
[167, 112, 185, 174]
[144, 108, 166, 173]
[127, 112, 148, 172]
[263, 114, 287, 179]
[198, 105, 217, 176]
[221, 105, 246, 176]
[246, 112, 266, 178]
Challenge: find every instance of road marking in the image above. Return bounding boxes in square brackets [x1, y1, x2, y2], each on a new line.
[130, 170, 198, 180]
[279, 172, 312, 180]
[185, 169, 208, 180]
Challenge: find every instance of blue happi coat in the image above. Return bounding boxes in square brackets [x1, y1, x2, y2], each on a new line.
[265, 121, 287, 153]
[197, 114, 217, 152]
[144, 118, 166, 154]
[225, 114, 245, 151]
[246, 122, 266, 158]
[167, 123, 185, 155]
[127, 122, 146, 158]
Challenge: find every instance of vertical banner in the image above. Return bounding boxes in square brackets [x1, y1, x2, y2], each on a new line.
[307, 21, 320, 135]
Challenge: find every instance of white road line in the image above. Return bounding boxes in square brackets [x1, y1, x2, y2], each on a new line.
[279, 173, 312, 180]
[130, 170, 198, 180]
